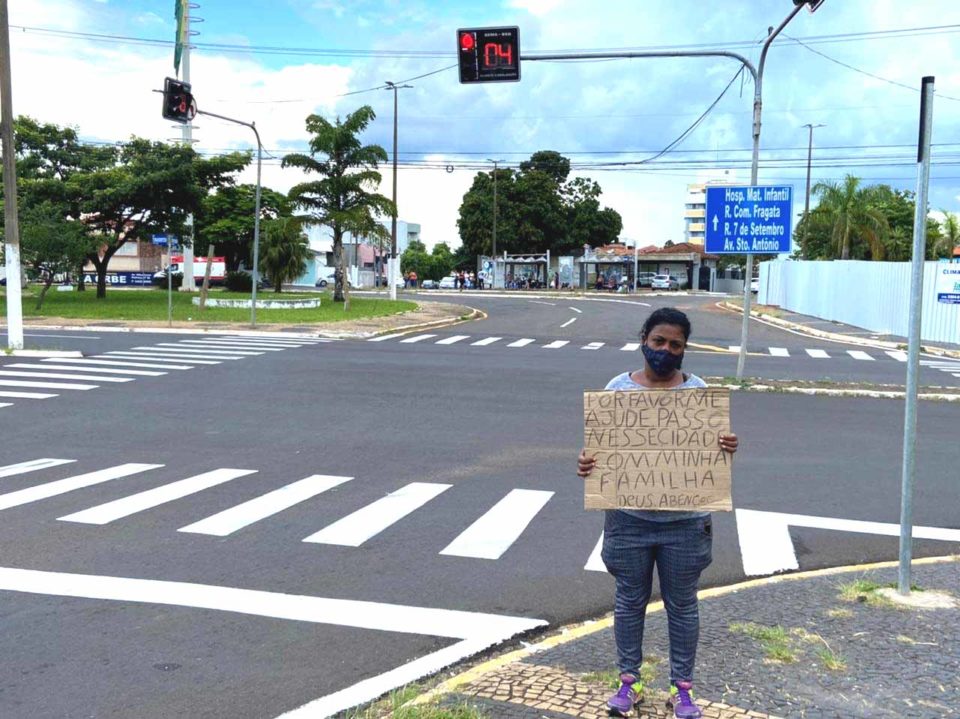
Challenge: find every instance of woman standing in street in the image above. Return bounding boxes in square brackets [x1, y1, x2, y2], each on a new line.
[578, 307, 739, 719]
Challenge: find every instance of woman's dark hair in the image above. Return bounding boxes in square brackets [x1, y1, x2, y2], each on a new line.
[640, 307, 692, 341]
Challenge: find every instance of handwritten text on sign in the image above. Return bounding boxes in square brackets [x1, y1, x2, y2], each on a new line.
[583, 388, 732, 512]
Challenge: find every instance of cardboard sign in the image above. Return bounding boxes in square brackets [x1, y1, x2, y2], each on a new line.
[583, 388, 732, 512]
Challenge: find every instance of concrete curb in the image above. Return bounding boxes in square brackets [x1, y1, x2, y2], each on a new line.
[6, 349, 84, 358]
[719, 301, 960, 359]
[408, 554, 959, 708]
[710, 382, 960, 402]
[363, 307, 487, 339]
[13, 324, 334, 339]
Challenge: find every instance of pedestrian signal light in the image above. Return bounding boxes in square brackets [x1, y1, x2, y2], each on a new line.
[162, 77, 196, 123]
[457, 27, 520, 83]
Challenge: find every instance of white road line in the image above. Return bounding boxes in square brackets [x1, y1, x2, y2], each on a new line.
[49, 358, 193, 371]
[0, 458, 76, 479]
[471, 337, 502, 346]
[179, 474, 353, 537]
[204, 337, 314, 344]
[439, 489, 553, 560]
[0, 390, 58, 399]
[58, 468, 258, 525]
[156, 343, 265, 356]
[0, 403, 11, 408]
[0, 370, 133, 383]
[176, 341, 286, 351]
[12, 364, 166, 377]
[953, 373, 960, 378]
[805, 349, 830, 359]
[582, 342, 604, 350]
[728, 345, 741, 353]
[847, 350, 875, 361]
[399, 334, 437, 344]
[560, 318, 577, 328]
[886, 350, 908, 362]
[528, 300, 557, 306]
[543, 340, 569, 349]
[0, 379, 97, 390]
[0, 463, 162, 511]
[621, 343, 641, 352]
[507, 338, 535, 347]
[584, 533, 606, 572]
[101, 353, 221, 365]
[303, 482, 451, 547]
[568, 307, 583, 314]
[135, 346, 256, 357]
[368, 332, 410, 342]
[0, 565, 544, 642]
[768, 347, 790, 357]
[435, 335, 470, 345]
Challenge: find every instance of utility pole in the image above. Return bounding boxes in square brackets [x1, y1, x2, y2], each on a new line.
[0, 0, 23, 350]
[385, 81, 411, 301]
[802, 123, 826, 248]
[486, 159, 501, 258]
[178, 1, 196, 292]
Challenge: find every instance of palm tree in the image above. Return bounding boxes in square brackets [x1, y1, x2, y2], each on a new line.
[812, 175, 889, 260]
[282, 106, 395, 302]
[259, 216, 311, 293]
[939, 211, 960, 259]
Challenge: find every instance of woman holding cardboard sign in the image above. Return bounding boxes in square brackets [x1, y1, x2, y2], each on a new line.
[578, 307, 738, 719]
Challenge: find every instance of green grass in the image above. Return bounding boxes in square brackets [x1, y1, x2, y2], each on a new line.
[729, 622, 797, 663]
[581, 655, 662, 689]
[341, 684, 487, 719]
[837, 578, 901, 608]
[0, 287, 415, 325]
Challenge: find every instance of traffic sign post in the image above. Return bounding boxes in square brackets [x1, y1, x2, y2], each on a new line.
[705, 185, 793, 255]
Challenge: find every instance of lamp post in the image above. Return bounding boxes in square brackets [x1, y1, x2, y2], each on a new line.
[385, 81, 412, 301]
[801, 123, 826, 248]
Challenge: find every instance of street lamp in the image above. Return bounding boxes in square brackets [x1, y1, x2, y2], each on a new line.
[801, 123, 826, 250]
[385, 80, 412, 301]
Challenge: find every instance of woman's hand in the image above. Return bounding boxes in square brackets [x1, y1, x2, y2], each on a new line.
[577, 448, 596, 478]
[719, 432, 739, 454]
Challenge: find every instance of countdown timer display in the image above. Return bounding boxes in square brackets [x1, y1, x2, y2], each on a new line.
[457, 26, 520, 83]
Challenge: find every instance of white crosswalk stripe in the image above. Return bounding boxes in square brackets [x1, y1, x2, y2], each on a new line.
[154, 343, 265, 356]
[805, 349, 830, 358]
[847, 350, 875, 361]
[439, 489, 553, 560]
[543, 340, 569, 349]
[0, 458, 76, 479]
[0, 370, 133, 383]
[582, 342, 604, 350]
[886, 350, 908, 361]
[0, 463, 162, 511]
[471, 337, 502, 346]
[132, 346, 253, 358]
[303, 482, 451, 547]
[620, 343, 641, 352]
[0, 390, 58, 399]
[399, 334, 437, 344]
[435, 335, 470, 345]
[100, 352, 221, 364]
[584, 533, 606, 573]
[768, 347, 790, 357]
[177, 341, 287, 351]
[49, 358, 193, 370]
[10, 363, 166, 377]
[0, 379, 97, 390]
[178, 474, 353, 537]
[368, 332, 410, 342]
[59, 468, 258, 525]
[0, 403, 12, 408]
[507, 338, 536, 347]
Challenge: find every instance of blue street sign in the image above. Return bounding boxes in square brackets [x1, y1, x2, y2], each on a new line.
[705, 185, 794, 254]
[151, 234, 167, 246]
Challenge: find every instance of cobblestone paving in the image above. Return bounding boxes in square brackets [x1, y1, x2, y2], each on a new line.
[444, 561, 958, 719]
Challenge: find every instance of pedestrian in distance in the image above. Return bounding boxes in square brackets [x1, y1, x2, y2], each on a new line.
[577, 307, 739, 719]
[458, 270, 466, 292]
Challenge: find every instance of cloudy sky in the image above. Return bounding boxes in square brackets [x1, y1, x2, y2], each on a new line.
[8, 0, 960, 248]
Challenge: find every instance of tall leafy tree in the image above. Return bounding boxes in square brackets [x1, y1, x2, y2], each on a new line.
[811, 175, 888, 260]
[71, 138, 248, 297]
[195, 184, 291, 271]
[259, 216, 311, 293]
[938, 211, 959, 258]
[282, 106, 394, 302]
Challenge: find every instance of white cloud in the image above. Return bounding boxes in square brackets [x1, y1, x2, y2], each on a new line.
[507, 0, 566, 17]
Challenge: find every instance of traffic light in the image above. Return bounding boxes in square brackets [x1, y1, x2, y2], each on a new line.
[162, 77, 195, 123]
[457, 27, 520, 83]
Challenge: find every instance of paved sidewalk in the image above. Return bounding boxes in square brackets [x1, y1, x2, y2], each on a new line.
[418, 558, 959, 719]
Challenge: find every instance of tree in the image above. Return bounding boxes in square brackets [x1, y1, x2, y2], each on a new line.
[259, 216, 311, 293]
[195, 184, 291, 271]
[811, 175, 888, 260]
[937, 211, 959, 259]
[282, 106, 394, 302]
[17, 202, 89, 309]
[519, 150, 570, 185]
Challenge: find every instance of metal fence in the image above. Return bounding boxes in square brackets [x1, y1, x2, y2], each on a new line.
[758, 259, 959, 344]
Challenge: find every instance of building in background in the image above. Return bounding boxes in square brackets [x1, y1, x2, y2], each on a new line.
[301, 219, 420, 287]
[684, 171, 737, 246]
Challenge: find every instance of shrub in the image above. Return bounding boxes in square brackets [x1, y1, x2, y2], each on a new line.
[154, 272, 183, 290]
[225, 271, 253, 292]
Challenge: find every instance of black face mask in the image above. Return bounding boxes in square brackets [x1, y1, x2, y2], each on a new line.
[641, 344, 684, 376]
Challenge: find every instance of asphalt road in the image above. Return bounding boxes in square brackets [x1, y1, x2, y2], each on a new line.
[1, 295, 958, 718]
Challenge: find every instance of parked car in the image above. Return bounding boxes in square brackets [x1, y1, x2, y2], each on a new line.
[636, 272, 658, 288]
[750, 277, 759, 293]
[315, 273, 352, 289]
[438, 275, 458, 289]
[651, 274, 680, 291]
[420, 279, 439, 289]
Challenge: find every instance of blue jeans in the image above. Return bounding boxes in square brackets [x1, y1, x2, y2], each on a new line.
[601, 511, 713, 684]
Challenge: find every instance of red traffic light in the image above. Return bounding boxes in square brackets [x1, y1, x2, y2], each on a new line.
[460, 32, 475, 51]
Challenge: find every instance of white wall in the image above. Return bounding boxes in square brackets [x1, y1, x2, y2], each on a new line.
[759, 259, 960, 344]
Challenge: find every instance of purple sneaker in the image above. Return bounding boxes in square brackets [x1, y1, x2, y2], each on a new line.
[667, 680, 702, 719]
[606, 673, 642, 717]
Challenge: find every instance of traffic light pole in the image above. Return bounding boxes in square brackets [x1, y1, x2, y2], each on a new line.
[521, 1, 812, 379]
[179, 3, 196, 293]
[195, 109, 263, 327]
[0, 0, 23, 350]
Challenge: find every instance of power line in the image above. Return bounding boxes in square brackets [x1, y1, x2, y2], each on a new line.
[337, 64, 456, 97]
